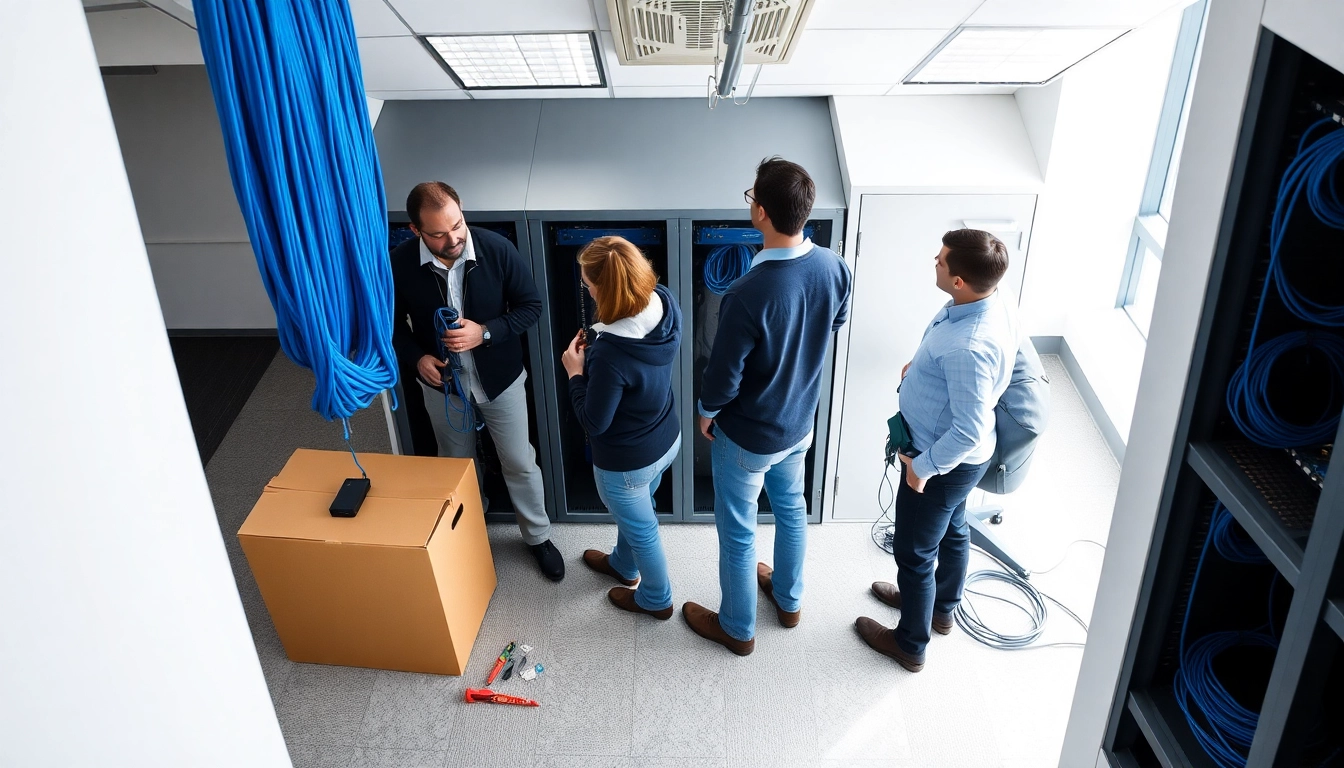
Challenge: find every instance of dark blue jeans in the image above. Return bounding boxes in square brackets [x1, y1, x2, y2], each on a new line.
[892, 459, 990, 657]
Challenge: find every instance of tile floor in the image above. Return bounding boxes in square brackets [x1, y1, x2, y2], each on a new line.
[205, 354, 1119, 768]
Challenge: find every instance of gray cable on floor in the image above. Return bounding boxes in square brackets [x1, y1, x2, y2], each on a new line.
[956, 547, 1091, 650]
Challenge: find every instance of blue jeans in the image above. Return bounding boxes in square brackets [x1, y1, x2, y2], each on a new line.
[593, 436, 681, 611]
[891, 459, 990, 657]
[711, 427, 812, 641]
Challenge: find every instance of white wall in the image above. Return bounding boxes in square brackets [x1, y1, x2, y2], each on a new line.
[1017, 9, 1185, 441]
[830, 95, 1043, 194]
[1015, 79, 1064, 178]
[0, 4, 290, 766]
[103, 65, 277, 329]
[1059, 0, 1270, 762]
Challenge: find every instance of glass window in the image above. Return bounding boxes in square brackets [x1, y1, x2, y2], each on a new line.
[1119, 0, 1208, 338]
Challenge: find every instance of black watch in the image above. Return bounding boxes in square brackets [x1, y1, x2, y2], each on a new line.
[481, 325, 492, 347]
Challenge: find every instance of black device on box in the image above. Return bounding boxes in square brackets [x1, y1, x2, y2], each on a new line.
[330, 477, 371, 517]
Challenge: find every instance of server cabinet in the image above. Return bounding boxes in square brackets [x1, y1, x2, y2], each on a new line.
[386, 213, 558, 525]
[530, 215, 683, 523]
[678, 209, 845, 524]
[1101, 33, 1344, 768]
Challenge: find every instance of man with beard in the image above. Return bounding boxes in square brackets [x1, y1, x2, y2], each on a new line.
[389, 182, 563, 581]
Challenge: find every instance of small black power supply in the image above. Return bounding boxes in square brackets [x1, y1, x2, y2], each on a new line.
[330, 477, 370, 517]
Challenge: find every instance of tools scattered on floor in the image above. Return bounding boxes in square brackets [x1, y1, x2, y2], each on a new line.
[464, 688, 540, 707]
[469, 641, 543, 706]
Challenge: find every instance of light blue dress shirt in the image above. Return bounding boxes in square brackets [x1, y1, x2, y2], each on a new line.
[899, 290, 1019, 479]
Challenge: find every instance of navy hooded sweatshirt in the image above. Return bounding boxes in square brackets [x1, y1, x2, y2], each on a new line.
[567, 284, 682, 472]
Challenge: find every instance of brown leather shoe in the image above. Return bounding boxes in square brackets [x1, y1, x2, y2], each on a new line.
[607, 587, 673, 620]
[582, 549, 638, 586]
[855, 616, 925, 672]
[756, 562, 801, 628]
[870, 581, 954, 635]
[682, 601, 755, 656]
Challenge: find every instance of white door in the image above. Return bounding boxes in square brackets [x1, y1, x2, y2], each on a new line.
[831, 194, 1038, 520]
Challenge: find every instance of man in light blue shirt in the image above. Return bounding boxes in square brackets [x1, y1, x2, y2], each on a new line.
[857, 229, 1018, 672]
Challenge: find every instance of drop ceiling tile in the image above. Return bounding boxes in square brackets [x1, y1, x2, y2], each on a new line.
[885, 83, 1019, 95]
[386, 0, 598, 34]
[966, 0, 1193, 28]
[806, 0, 985, 30]
[365, 89, 471, 100]
[593, 0, 613, 31]
[746, 83, 893, 97]
[469, 88, 610, 99]
[756, 29, 948, 85]
[613, 85, 712, 98]
[597, 32, 717, 87]
[356, 36, 459, 91]
[349, 0, 411, 37]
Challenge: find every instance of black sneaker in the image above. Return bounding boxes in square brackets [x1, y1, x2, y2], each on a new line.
[529, 540, 565, 582]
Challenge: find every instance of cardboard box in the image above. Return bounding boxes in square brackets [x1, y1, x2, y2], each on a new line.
[238, 449, 496, 676]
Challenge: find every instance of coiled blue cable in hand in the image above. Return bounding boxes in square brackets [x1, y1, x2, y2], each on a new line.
[704, 244, 756, 294]
[433, 307, 479, 433]
[194, 0, 397, 425]
[1226, 119, 1344, 448]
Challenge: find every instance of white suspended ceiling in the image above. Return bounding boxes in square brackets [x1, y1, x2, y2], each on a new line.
[84, 0, 1197, 99]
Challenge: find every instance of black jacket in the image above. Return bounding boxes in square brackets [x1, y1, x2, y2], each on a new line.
[390, 226, 542, 401]
[567, 285, 681, 472]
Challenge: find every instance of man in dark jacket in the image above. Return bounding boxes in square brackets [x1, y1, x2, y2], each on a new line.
[684, 158, 852, 655]
[390, 182, 563, 581]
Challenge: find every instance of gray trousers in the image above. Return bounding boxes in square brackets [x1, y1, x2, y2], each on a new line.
[419, 372, 551, 545]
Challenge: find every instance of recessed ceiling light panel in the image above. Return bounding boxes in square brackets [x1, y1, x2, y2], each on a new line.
[425, 33, 605, 90]
[904, 27, 1127, 85]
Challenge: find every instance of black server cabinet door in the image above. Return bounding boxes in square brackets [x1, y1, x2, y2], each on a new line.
[688, 219, 834, 519]
[545, 222, 675, 518]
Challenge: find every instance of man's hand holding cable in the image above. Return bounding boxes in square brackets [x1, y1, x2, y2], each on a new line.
[897, 452, 928, 493]
[417, 355, 447, 388]
[443, 318, 487, 352]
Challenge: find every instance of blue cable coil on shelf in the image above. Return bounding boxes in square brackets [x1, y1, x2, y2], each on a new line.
[433, 307, 480, 433]
[704, 244, 756, 294]
[1226, 118, 1344, 448]
[1175, 504, 1278, 768]
[195, 0, 397, 468]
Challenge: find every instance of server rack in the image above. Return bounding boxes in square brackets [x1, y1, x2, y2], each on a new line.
[529, 214, 683, 523]
[386, 212, 558, 525]
[677, 210, 845, 524]
[1102, 32, 1344, 768]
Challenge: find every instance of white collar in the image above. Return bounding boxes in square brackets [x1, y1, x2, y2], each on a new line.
[592, 291, 664, 339]
[419, 228, 476, 271]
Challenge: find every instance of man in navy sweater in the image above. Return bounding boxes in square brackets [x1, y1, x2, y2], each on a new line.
[684, 158, 852, 655]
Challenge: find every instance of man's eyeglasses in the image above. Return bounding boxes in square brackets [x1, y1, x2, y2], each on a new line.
[744, 189, 755, 205]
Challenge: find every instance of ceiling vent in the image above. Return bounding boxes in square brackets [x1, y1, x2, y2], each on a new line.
[607, 0, 813, 66]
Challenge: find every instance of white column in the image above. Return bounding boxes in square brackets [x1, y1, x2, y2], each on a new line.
[0, 3, 290, 766]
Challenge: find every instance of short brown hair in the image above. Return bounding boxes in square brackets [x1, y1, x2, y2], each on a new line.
[942, 229, 1009, 293]
[577, 236, 658, 323]
[753, 157, 815, 236]
[406, 182, 461, 228]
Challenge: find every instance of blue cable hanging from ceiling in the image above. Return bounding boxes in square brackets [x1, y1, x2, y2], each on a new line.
[194, 0, 397, 429]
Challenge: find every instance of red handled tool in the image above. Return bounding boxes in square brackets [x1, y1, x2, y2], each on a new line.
[484, 641, 515, 686]
[465, 688, 539, 707]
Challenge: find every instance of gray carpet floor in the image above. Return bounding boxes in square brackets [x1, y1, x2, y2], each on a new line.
[204, 354, 1118, 768]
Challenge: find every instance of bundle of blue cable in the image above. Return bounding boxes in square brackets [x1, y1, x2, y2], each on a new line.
[704, 244, 756, 294]
[195, 1, 397, 443]
[432, 307, 479, 433]
[1226, 119, 1344, 448]
[1175, 504, 1278, 768]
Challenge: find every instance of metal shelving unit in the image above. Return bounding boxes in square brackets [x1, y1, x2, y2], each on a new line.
[1101, 31, 1344, 768]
